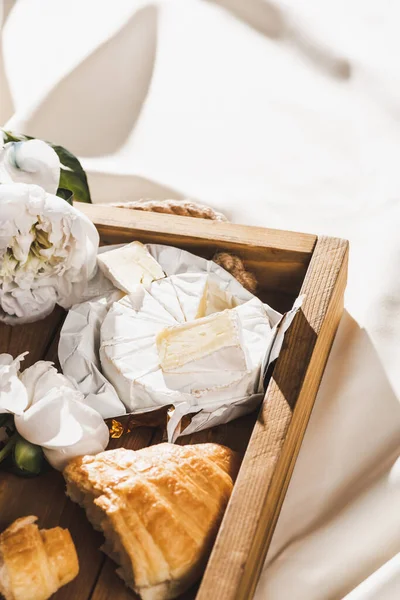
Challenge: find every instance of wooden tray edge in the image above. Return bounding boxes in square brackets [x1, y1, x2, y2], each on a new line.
[75, 203, 317, 258]
[196, 235, 349, 600]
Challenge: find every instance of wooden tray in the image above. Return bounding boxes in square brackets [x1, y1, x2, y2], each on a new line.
[0, 204, 348, 600]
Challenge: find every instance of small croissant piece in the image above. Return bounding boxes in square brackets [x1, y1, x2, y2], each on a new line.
[64, 443, 240, 600]
[0, 516, 79, 600]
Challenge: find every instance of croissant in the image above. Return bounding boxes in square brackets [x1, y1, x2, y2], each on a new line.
[64, 442, 239, 600]
[0, 515, 79, 600]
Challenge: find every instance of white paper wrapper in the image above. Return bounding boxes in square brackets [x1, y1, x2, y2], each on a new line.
[59, 288, 126, 418]
[59, 244, 302, 441]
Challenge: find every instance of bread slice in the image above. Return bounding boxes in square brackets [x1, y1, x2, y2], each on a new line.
[0, 516, 79, 600]
[64, 442, 239, 600]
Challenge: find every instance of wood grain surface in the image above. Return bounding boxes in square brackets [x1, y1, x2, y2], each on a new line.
[196, 236, 349, 600]
[76, 203, 316, 296]
[0, 210, 347, 600]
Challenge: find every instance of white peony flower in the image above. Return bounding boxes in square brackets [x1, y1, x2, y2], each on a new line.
[0, 356, 109, 471]
[0, 138, 60, 194]
[0, 352, 28, 415]
[0, 183, 99, 324]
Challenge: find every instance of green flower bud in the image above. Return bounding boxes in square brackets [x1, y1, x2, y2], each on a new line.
[11, 437, 44, 477]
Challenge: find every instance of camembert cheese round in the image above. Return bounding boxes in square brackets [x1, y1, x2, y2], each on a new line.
[99, 273, 271, 412]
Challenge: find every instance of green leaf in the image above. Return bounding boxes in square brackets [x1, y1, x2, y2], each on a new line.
[1, 129, 92, 203]
[1, 131, 28, 144]
[52, 143, 91, 204]
[0, 431, 18, 464]
[55, 188, 74, 205]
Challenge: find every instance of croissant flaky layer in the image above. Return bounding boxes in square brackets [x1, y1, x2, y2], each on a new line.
[64, 442, 240, 600]
[0, 516, 79, 600]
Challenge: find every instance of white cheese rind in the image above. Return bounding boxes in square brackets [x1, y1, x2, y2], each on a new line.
[147, 277, 185, 323]
[97, 241, 165, 293]
[99, 275, 272, 411]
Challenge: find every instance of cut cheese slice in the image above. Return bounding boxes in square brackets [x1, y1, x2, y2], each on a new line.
[97, 241, 165, 293]
[156, 309, 247, 373]
[169, 273, 238, 321]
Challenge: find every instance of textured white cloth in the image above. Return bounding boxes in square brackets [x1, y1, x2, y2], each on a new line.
[2, 1, 400, 598]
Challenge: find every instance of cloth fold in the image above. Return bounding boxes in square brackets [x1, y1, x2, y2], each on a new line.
[2, 0, 400, 598]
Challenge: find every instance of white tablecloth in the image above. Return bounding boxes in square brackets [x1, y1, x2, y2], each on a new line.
[2, 1, 400, 598]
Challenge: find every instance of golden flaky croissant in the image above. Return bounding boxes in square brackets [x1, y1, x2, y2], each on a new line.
[0, 515, 79, 600]
[64, 442, 239, 600]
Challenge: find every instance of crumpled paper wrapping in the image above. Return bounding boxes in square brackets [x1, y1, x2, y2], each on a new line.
[59, 244, 302, 441]
[58, 287, 126, 418]
[169, 294, 304, 441]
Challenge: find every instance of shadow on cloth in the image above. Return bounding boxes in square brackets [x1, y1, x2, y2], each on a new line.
[0, 0, 16, 123]
[13, 4, 158, 157]
[254, 310, 400, 600]
[85, 170, 189, 205]
[207, 0, 351, 80]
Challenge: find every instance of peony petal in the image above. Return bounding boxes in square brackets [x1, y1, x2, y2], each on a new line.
[43, 432, 109, 471]
[18, 360, 56, 402]
[19, 360, 76, 407]
[0, 183, 99, 324]
[0, 352, 29, 415]
[0, 376, 28, 415]
[1, 352, 108, 471]
[15, 386, 85, 447]
[14, 385, 109, 471]
[0, 285, 57, 324]
[0, 140, 60, 194]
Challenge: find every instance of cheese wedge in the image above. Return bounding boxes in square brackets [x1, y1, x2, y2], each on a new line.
[156, 310, 246, 373]
[169, 273, 209, 320]
[168, 273, 238, 321]
[97, 242, 165, 293]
